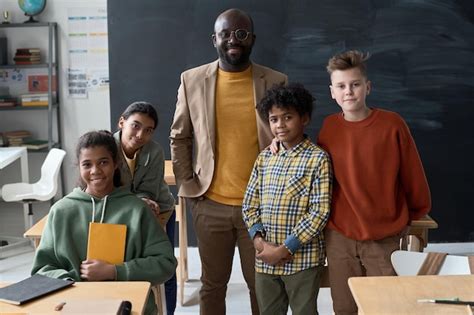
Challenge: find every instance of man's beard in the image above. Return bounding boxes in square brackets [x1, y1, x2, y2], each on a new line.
[218, 45, 252, 67]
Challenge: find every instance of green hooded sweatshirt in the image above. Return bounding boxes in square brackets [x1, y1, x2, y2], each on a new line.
[31, 186, 177, 315]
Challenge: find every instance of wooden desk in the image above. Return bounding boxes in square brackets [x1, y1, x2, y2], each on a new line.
[23, 215, 48, 248]
[0, 281, 150, 315]
[164, 160, 189, 305]
[164, 160, 175, 185]
[348, 275, 474, 315]
[403, 215, 439, 252]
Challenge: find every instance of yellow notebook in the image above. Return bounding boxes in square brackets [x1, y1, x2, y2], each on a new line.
[86, 222, 127, 264]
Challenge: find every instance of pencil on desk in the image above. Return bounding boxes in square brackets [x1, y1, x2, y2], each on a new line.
[418, 298, 474, 306]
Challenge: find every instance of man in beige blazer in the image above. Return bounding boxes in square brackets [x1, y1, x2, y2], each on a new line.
[170, 8, 287, 315]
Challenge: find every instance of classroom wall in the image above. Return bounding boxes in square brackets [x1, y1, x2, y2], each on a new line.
[0, 0, 110, 236]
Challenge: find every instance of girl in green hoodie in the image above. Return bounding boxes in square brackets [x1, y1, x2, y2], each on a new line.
[31, 130, 177, 315]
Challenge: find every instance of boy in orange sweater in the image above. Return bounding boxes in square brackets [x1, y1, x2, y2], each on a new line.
[317, 50, 431, 315]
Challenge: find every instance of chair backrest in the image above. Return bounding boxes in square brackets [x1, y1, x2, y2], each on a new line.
[391, 250, 472, 276]
[35, 148, 66, 199]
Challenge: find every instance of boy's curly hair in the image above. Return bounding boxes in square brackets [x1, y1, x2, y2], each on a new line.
[257, 83, 314, 122]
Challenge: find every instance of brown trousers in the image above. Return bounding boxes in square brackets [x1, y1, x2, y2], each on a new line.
[325, 228, 399, 315]
[189, 197, 259, 315]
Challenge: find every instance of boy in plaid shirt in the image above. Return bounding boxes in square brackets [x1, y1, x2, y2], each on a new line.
[242, 83, 332, 315]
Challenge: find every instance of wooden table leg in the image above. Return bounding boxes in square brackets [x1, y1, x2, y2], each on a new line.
[176, 197, 189, 306]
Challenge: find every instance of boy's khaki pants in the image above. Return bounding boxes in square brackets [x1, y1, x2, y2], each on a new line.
[325, 228, 399, 315]
[255, 266, 324, 315]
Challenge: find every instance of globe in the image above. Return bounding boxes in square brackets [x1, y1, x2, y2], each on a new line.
[18, 0, 47, 23]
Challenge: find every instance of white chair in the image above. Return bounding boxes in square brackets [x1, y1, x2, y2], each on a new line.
[391, 250, 471, 276]
[2, 148, 66, 230]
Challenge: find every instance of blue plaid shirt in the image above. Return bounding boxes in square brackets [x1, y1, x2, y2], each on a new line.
[242, 138, 332, 275]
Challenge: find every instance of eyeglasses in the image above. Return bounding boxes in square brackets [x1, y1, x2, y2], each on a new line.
[215, 29, 251, 41]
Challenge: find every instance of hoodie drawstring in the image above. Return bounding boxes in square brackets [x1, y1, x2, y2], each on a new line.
[90, 195, 109, 223]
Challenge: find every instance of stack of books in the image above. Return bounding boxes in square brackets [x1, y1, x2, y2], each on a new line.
[20, 93, 48, 106]
[13, 48, 41, 65]
[4, 130, 32, 146]
[21, 139, 49, 150]
[0, 95, 17, 107]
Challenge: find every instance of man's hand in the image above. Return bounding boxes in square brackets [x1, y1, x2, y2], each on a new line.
[142, 197, 160, 216]
[269, 137, 280, 155]
[256, 242, 292, 266]
[80, 259, 116, 281]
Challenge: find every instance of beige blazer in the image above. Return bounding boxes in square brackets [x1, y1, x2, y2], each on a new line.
[170, 60, 288, 198]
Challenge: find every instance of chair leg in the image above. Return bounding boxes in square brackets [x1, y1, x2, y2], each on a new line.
[151, 284, 167, 315]
[27, 202, 34, 230]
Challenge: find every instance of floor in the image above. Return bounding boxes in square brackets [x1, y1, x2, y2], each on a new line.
[1, 243, 473, 315]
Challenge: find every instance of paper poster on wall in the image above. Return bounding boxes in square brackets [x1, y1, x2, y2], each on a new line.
[87, 68, 109, 90]
[68, 69, 88, 98]
[67, 7, 109, 98]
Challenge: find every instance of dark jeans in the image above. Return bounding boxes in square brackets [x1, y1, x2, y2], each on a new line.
[165, 211, 177, 315]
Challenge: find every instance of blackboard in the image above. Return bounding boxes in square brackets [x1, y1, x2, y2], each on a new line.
[108, 0, 474, 244]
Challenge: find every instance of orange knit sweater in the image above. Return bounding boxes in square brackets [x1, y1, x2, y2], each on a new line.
[317, 109, 431, 240]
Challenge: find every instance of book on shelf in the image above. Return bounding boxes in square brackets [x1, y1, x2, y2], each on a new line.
[21, 93, 48, 101]
[14, 53, 40, 57]
[0, 101, 16, 107]
[22, 101, 48, 106]
[4, 130, 32, 146]
[0, 96, 17, 107]
[16, 48, 41, 54]
[14, 52, 40, 57]
[4, 130, 31, 138]
[0, 274, 74, 305]
[21, 93, 49, 106]
[14, 60, 41, 65]
[14, 48, 41, 65]
[14, 56, 41, 61]
[21, 139, 49, 150]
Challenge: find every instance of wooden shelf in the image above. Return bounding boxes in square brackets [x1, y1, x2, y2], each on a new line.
[0, 103, 59, 111]
[0, 22, 56, 28]
[0, 63, 56, 69]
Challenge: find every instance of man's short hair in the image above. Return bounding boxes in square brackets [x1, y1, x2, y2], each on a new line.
[257, 83, 314, 122]
[326, 50, 370, 78]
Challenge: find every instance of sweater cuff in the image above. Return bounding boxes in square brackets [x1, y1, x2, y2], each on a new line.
[284, 234, 302, 255]
[249, 223, 265, 240]
[115, 264, 128, 281]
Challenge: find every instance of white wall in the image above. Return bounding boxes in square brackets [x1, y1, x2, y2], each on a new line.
[1, 0, 111, 193]
[0, 0, 110, 235]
